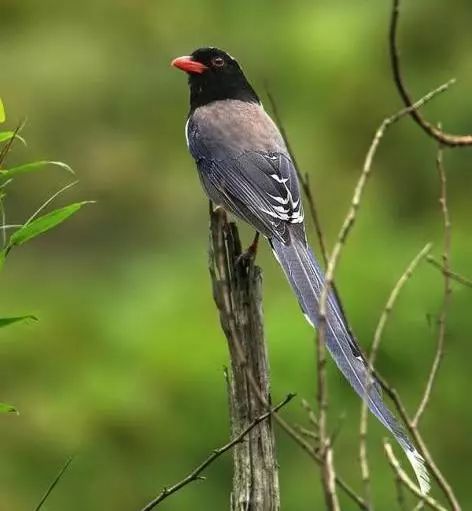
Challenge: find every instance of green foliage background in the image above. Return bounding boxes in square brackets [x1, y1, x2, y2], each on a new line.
[1, 0, 471, 509]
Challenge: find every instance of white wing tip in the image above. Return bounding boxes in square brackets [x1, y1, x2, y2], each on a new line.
[406, 448, 431, 495]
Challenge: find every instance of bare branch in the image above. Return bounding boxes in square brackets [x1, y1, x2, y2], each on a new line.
[383, 442, 447, 511]
[320, 79, 453, 320]
[426, 256, 472, 289]
[34, 456, 74, 511]
[139, 394, 295, 511]
[394, 473, 408, 511]
[316, 325, 340, 511]
[413, 145, 452, 426]
[0, 121, 25, 167]
[371, 243, 432, 374]
[275, 415, 368, 509]
[374, 373, 461, 511]
[359, 243, 431, 507]
[389, 0, 472, 147]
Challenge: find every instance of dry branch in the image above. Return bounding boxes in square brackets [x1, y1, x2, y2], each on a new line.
[413, 145, 452, 427]
[375, 143, 462, 511]
[34, 456, 74, 511]
[359, 243, 431, 508]
[139, 395, 294, 511]
[209, 206, 282, 510]
[426, 257, 472, 290]
[319, 80, 453, 319]
[384, 442, 447, 511]
[389, 0, 472, 147]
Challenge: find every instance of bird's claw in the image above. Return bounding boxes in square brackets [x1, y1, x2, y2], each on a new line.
[236, 232, 260, 266]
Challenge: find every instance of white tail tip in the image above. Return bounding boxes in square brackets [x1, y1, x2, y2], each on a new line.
[406, 449, 431, 495]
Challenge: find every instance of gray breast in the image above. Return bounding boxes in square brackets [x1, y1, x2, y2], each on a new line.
[189, 99, 288, 161]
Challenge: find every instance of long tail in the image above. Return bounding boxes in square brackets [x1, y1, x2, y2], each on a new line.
[271, 234, 430, 494]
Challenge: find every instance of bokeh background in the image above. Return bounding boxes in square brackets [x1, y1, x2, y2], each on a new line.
[1, 0, 471, 509]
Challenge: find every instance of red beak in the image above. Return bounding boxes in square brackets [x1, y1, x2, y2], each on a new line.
[171, 56, 208, 74]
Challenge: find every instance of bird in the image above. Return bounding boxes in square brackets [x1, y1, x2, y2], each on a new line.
[171, 47, 430, 494]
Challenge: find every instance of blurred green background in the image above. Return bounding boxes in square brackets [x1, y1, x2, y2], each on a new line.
[1, 0, 471, 509]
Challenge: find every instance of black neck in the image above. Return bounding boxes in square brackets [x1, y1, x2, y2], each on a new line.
[189, 75, 260, 112]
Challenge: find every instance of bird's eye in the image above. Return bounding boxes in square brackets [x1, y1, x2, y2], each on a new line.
[212, 57, 225, 67]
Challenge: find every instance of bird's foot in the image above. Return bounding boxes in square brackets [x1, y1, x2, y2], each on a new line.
[236, 232, 260, 266]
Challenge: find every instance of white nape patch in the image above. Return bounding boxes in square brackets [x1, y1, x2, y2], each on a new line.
[185, 118, 190, 148]
[303, 313, 314, 327]
[406, 449, 431, 495]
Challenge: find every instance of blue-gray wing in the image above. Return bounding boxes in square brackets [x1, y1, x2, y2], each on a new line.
[192, 149, 304, 243]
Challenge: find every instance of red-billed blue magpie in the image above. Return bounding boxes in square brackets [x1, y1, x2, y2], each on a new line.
[172, 47, 429, 494]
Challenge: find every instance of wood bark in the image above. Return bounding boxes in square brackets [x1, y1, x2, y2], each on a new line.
[208, 207, 280, 511]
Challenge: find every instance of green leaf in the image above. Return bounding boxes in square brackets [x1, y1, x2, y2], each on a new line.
[0, 98, 5, 123]
[0, 131, 26, 145]
[0, 403, 18, 414]
[8, 201, 92, 248]
[0, 160, 74, 180]
[0, 131, 14, 143]
[0, 315, 38, 328]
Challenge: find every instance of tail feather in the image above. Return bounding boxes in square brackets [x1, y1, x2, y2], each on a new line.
[271, 234, 430, 495]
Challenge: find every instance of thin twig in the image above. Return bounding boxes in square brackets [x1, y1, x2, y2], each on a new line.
[384, 442, 447, 511]
[394, 472, 408, 511]
[34, 456, 74, 511]
[295, 424, 319, 442]
[370, 244, 432, 368]
[0, 121, 24, 168]
[320, 79, 453, 323]
[389, 0, 472, 146]
[412, 501, 425, 511]
[426, 256, 472, 289]
[301, 399, 319, 429]
[279, 413, 367, 509]
[316, 327, 340, 511]
[375, 373, 461, 511]
[139, 394, 295, 511]
[413, 145, 452, 426]
[0, 122, 24, 247]
[359, 243, 431, 508]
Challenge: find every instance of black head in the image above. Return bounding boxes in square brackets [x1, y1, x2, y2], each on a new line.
[171, 47, 259, 112]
